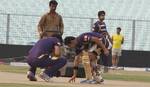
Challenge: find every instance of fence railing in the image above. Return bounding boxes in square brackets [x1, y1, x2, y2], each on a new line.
[0, 13, 150, 51]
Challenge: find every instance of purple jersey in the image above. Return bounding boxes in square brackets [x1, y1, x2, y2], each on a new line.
[76, 32, 102, 54]
[27, 37, 61, 61]
[77, 32, 102, 42]
[92, 21, 107, 34]
[92, 21, 111, 49]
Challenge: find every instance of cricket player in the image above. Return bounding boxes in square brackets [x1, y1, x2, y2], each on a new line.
[26, 34, 67, 82]
[92, 10, 112, 73]
[64, 32, 109, 84]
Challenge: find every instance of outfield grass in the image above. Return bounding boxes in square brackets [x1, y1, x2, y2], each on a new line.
[103, 69, 150, 82]
[104, 73, 150, 82]
[1, 64, 150, 82]
[0, 83, 64, 87]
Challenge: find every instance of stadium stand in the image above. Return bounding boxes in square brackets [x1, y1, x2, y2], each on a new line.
[0, 0, 150, 51]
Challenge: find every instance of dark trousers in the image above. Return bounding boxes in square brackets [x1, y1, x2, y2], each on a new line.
[97, 52, 109, 66]
[27, 57, 67, 77]
[98, 37, 111, 66]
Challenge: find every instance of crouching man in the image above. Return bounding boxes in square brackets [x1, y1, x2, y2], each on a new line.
[26, 34, 67, 82]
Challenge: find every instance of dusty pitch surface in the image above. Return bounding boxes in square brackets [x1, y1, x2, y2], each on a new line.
[0, 72, 150, 87]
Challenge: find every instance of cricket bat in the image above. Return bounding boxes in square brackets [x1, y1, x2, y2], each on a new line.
[82, 51, 92, 80]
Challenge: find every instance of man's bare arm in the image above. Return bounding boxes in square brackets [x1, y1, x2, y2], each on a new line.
[68, 55, 80, 82]
[59, 15, 64, 35]
[91, 37, 109, 56]
[38, 14, 46, 37]
[122, 36, 124, 44]
[106, 32, 112, 44]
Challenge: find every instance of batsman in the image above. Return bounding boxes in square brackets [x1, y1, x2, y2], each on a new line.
[64, 32, 109, 84]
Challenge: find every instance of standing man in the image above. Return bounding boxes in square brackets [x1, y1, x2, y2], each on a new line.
[38, 0, 64, 41]
[92, 10, 112, 73]
[111, 27, 124, 69]
[26, 34, 67, 82]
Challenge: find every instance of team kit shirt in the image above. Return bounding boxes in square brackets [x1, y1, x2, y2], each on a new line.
[75, 32, 102, 54]
[27, 37, 61, 62]
[92, 21, 107, 34]
[92, 21, 111, 49]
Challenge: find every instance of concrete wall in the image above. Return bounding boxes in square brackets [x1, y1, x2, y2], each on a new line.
[0, 44, 150, 67]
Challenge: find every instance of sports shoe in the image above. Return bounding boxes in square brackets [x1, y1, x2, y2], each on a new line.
[80, 79, 94, 84]
[80, 79, 103, 84]
[93, 70, 104, 84]
[116, 67, 124, 70]
[100, 79, 104, 83]
[89, 80, 97, 84]
[93, 75, 104, 83]
[80, 79, 90, 84]
[27, 71, 37, 81]
[39, 72, 51, 82]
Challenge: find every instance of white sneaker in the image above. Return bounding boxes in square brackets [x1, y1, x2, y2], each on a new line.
[39, 72, 51, 82]
[80, 79, 93, 84]
[89, 80, 97, 84]
[116, 67, 124, 70]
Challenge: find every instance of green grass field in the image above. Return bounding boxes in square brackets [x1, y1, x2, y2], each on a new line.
[1, 64, 150, 82]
